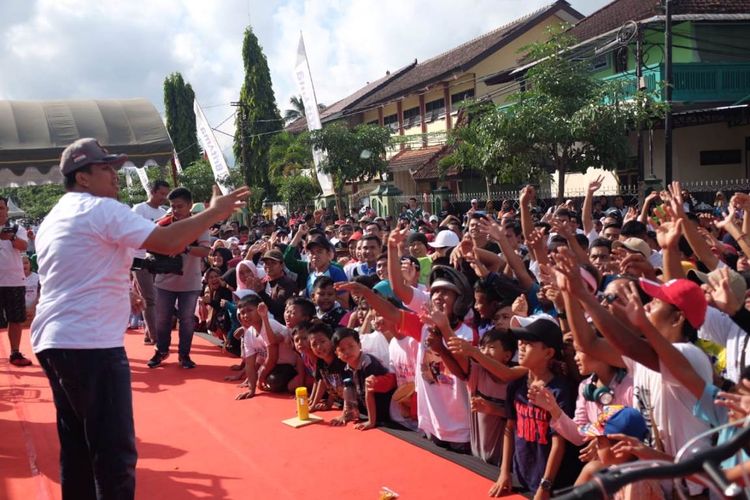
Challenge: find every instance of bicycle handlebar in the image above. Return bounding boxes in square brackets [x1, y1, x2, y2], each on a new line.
[554, 421, 750, 500]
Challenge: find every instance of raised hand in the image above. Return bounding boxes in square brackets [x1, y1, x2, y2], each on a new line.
[609, 281, 650, 329]
[334, 280, 368, 297]
[388, 226, 409, 248]
[400, 258, 419, 284]
[655, 219, 683, 250]
[527, 384, 560, 417]
[519, 185, 535, 206]
[512, 294, 528, 317]
[588, 175, 605, 194]
[703, 267, 742, 315]
[209, 185, 251, 220]
[257, 301, 269, 319]
[446, 336, 474, 356]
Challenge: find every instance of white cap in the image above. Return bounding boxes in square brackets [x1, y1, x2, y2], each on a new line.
[510, 313, 558, 329]
[471, 198, 478, 204]
[429, 215, 438, 222]
[428, 229, 460, 248]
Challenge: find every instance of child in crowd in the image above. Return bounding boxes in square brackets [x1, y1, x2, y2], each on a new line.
[330, 328, 396, 430]
[338, 262, 476, 453]
[446, 329, 527, 465]
[22, 255, 39, 324]
[490, 317, 579, 498]
[234, 296, 302, 399]
[291, 320, 318, 391]
[283, 226, 348, 297]
[283, 295, 318, 388]
[406, 231, 432, 285]
[308, 321, 347, 411]
[587, 406, 664, 500]
[312, 276, 347, 328]
[338, 281, 418, 426]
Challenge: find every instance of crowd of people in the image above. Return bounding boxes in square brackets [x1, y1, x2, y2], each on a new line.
[3, 141, 750, 498]
[130, 177, 750, 498]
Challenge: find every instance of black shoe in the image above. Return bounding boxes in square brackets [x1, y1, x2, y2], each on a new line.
[179, 355, 196, 369]
[147, 351, 168, 368]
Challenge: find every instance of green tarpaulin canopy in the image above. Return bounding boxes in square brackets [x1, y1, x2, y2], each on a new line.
[0, 98, 174, 187]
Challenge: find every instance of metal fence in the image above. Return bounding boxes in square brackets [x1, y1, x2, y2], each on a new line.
[377, 179, 750, 216]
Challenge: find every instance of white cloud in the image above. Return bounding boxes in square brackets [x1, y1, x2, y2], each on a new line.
[0, 0, 607, 161]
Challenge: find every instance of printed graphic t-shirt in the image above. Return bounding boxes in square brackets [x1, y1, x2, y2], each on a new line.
[506, 373, 577, 492]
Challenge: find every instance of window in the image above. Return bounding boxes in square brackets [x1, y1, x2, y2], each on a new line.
[590, 54, 610, 71]
[694, 23, 750, 62]
[451, 89, 475, 105]
[383, 113, 399, 131]
[403, 107, 420, 128]
[700, 149, 741, 166]
[425, 98, 445, 121]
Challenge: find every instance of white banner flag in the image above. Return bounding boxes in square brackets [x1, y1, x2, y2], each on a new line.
[194, 98, 232, 195]
[124, 168, 134, 189]
[135, 167, 150, 193]
[294, 33, 334, 197]
[173, 150, 183, 174]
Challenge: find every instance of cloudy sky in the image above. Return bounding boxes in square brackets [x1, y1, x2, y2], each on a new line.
[0, 0, 608, 156]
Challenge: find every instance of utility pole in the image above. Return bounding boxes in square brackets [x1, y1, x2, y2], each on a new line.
[664, 0, 674, 184]
[636, 23, 645, 183]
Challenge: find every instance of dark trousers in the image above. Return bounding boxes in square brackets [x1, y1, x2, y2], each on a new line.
[37, 347, 137, 500]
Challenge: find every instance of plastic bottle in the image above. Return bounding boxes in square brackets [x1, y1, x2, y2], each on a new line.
[342, 378, 359, 422]
[295, 387, 309, 420]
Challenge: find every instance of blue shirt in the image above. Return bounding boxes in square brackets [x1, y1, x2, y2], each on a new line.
[693, 384, 749, 469]
[305, 265, 348, 297]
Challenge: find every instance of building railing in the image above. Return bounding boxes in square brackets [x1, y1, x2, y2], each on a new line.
[357, 179, 750, 215]
[603, 62, 750, 103]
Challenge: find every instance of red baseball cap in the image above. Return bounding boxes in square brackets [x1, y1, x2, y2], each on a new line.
[638, 278, 707, 329]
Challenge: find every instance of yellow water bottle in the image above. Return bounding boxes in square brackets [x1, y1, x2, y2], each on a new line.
[295, 387, 309, 420]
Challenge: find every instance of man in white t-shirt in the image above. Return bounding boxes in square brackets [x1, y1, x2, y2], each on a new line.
[573, 277, 712, 496]
[31, 137, 249, 499]
[131, 180, 169, 344]
[0, 196, 31, 366]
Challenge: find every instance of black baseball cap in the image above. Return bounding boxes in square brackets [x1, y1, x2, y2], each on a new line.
[510, 318, 563, 356]
[306, 234, 333, 251]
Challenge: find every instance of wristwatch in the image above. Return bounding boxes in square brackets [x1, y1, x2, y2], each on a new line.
[539, 479, 553, 491]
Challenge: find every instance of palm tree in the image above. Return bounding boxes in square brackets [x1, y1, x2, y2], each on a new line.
[283, 95, 326, 124]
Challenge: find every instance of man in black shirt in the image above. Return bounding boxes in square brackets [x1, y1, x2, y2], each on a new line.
[257, 249, 298, 321]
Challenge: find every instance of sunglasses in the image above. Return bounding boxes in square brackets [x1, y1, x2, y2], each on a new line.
[602, 293, 619, 304]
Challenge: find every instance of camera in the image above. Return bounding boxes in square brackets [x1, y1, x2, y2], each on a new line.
[131, 253, 183, 275]
[1, 224, 18, 235]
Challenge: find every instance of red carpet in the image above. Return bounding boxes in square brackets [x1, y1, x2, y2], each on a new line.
[0, 329, 525, 499]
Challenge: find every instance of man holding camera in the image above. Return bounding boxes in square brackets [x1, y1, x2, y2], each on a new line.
[148, 187, 210, 369]
[31, 138, 249, 499]
[132, 180, 170, 344]
[0, 196, 32, 366]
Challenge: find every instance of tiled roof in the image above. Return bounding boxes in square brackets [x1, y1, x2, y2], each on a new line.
[285, 61, 417, 132]
[388, 145, 458, 180]
[568, 0, 750, 42]
[348, 1, 583, 113]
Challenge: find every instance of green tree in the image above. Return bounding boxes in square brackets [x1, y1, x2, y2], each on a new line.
[308, 122, 392, 219]
[0, 185, 65, 219]
[276, 174, 321, 211]
[495, 30, 666, 201]
[164, 72, 200, 167]
[233, 27, 281, 195]
[283, 95, 326, 124]
[178, 159, 244, 205]
[441, 100, 543, 199]
[268, 131, 314, 182]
